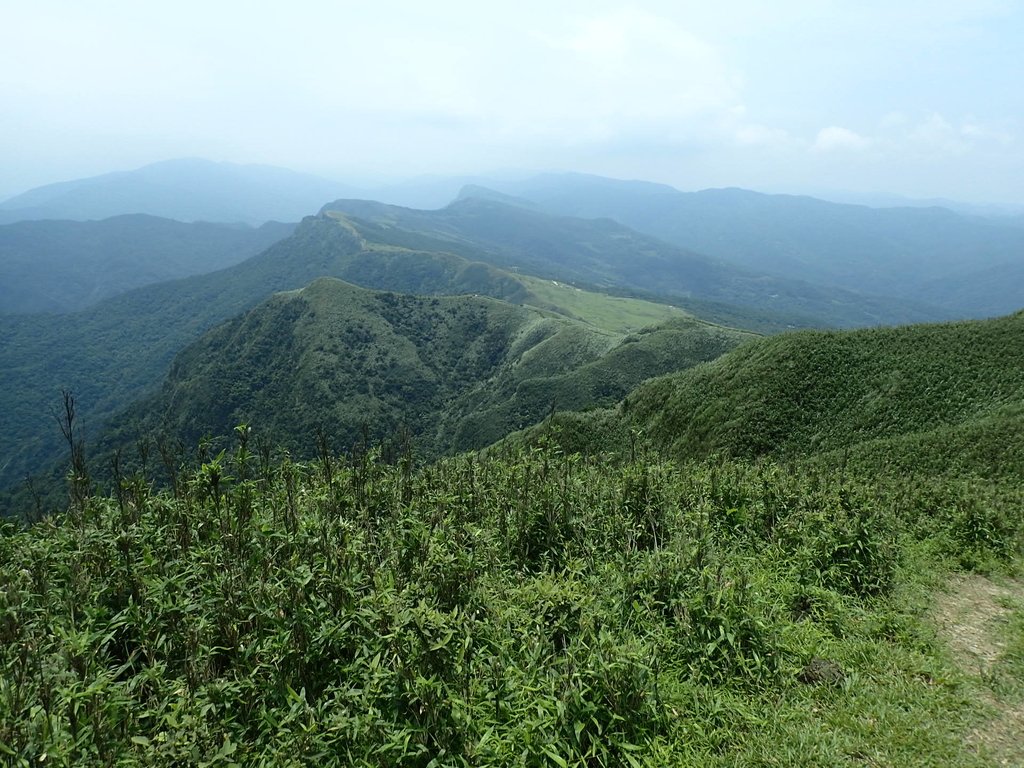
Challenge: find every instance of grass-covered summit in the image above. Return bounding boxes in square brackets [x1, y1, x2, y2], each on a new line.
[628, 311, 1024, 473]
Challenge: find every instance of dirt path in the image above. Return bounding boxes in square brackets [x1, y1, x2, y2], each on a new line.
[933, 574, 1024, 766]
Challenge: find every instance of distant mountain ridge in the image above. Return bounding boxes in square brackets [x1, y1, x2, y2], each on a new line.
[0, 215, 294, 313]
[474, 173, 1024, 318]
[8, 160, 1020, 318]
[0, 159, 359, 225]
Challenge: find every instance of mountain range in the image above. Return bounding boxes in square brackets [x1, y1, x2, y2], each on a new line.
[5, 158, 1021, 319]
[3, 158, 1024, 766]
[321, 196, 946, 328]
[3, 160, 1024, 516]
[0, 208, 748, 504]
[475, 173, 1024, 318]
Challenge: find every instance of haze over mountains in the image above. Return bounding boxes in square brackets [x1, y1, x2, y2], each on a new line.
[0, 159, 360, 226]
[6, 158, 1021, 319]
[0, 215, 294, 313]
[474, 174, 1024, 318]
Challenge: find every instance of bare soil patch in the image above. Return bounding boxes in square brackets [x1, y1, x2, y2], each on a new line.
[933, 574, 1024, 766]
[934, 574, 1012, 676]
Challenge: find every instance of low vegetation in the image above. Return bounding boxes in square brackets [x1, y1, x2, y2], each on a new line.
[2, 431, 1022, 765]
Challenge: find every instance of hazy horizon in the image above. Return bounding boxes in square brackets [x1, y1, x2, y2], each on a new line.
[2, 1, 1022, 205]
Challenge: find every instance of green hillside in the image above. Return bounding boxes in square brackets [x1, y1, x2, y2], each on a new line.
[0, 216, 367, 495]
[608, 312, 1024, 479]
[95, 278, 753, 470]
[0, 215, 294, 314]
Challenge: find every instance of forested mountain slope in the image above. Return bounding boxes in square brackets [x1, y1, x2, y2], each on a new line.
[96, 279, 752, 464]
[0, 211, 742, 504]
[0, 216, 520, 494]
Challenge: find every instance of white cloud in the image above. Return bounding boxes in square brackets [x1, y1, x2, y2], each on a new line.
[908, 113, 968, 154]
[2, 1, 1021, 203]
[812, 126, 872, 153]
[897, 113, 1018, 157]
[880, 112, 910, 130]
[960, 120, 1016, 146]
[730, 120, 793, 148]
[513, 8, 742, 136]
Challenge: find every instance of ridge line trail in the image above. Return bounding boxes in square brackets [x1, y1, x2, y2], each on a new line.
[934, 573, 1024, 766]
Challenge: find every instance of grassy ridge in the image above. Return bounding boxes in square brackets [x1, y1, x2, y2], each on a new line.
[497, 311, 1024, 488]
[324, 196, 945, 328]
[516, 274, 687, 334]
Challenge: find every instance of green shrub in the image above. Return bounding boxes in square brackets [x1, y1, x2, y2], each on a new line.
[679, 568, 780, 686]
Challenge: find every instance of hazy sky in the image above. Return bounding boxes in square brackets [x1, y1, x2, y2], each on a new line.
[2, 1, 1022, 203]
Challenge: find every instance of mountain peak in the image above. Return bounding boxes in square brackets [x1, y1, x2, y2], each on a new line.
[454, 184, 539, 210]
[0, 159, 360, 225]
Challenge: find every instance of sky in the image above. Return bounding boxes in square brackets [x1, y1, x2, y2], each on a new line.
[1, 0, 1022, 204]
